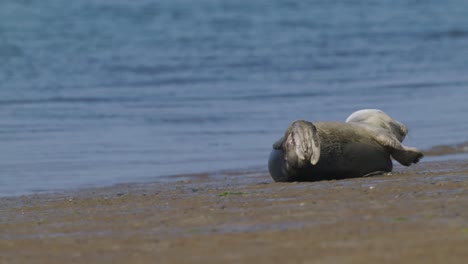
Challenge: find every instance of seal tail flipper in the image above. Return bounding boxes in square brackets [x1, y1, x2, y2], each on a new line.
[284, 120, 321, 167]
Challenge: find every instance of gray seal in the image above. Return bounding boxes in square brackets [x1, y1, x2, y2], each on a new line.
[268, 109, 423, 182]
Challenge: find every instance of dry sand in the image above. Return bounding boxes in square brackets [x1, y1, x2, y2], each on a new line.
[1, 160, 468, 263]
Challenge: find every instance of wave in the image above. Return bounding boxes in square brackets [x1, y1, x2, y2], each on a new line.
[0, 96, 138, 106]
[423, 29, 468, 40]
[423, 141, 468, 156]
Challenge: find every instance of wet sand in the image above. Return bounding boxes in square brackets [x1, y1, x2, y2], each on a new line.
[1, 160, 468, 263]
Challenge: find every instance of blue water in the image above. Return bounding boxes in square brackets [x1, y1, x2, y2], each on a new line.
[1, 0, 468, 196]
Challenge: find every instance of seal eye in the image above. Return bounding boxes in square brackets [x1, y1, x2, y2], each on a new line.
[400, 125, 408, 137]
[400, 126, 408, 137]
[396, 125, 408, 142]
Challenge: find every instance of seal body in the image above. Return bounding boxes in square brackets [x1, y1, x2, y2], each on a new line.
[269, 110, 423, 182]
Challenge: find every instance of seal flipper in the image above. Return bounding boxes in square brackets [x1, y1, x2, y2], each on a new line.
[390, 147, 423, 166]
[374, 133, 423, 166]
[283, 120, 321, 167]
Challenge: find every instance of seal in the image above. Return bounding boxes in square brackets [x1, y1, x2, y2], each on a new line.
[268, 109, 423, 182]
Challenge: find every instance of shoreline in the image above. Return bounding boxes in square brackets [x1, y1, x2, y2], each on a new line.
[1, 159, 467, 263]
[2, 141, 467, 198]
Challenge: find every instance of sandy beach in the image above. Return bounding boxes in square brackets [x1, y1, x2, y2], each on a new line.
[1, 159, 467, 263]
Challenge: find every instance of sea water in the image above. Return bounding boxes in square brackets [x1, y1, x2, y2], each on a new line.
[1, 0, 468, 196]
